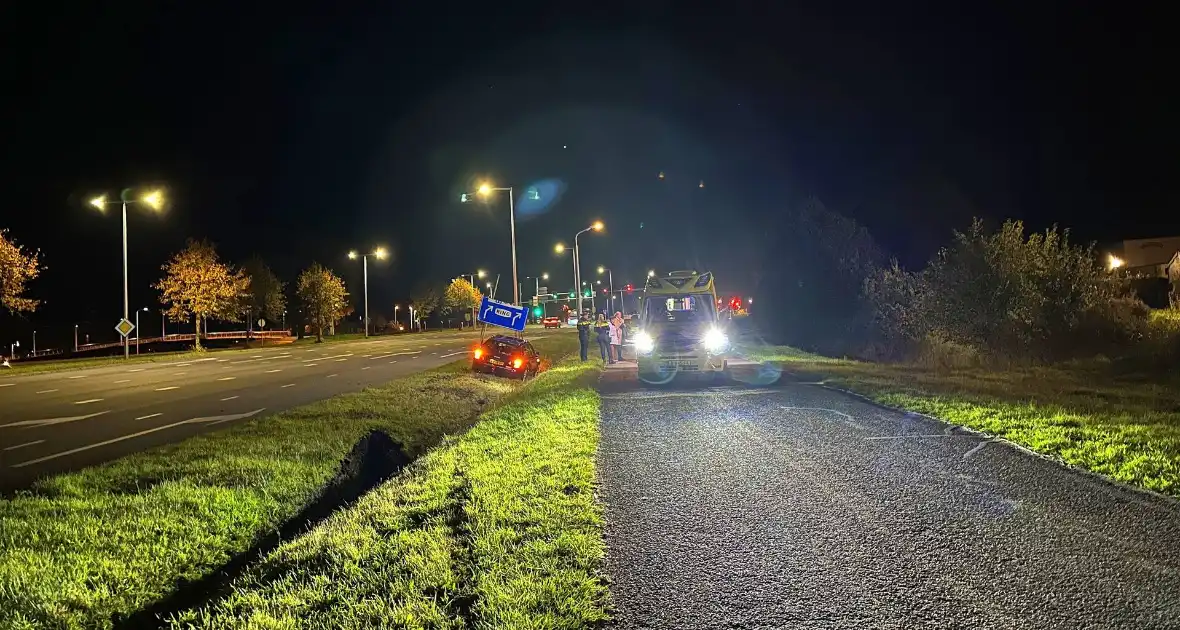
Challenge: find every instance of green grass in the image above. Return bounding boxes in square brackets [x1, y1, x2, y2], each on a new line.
[0, 336, 579, 629]
[166, 350, 608, 629]
[754, 344, 1180, 496]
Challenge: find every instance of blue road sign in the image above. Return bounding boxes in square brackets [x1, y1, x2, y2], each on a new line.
[478, 296, 530, 331]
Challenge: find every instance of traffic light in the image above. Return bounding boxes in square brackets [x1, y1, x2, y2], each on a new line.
[569, 292, 576, 298]
[533, 306, 543, 317]
[625, 284, 634, 293]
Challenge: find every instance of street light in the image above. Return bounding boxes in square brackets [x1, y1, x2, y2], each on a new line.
[647, 269, 656, 277]
[394, 305, 401, 331]
[348, 246, 388, 337]
[1108, 254, 1125, 271]
[135, 306, 148, 354]
[89, 188, 166, 358]
[8, 340, 18, 361]
[463, 182, 520, 305]
[597, 266, 614, 304]
[569, 221, 605, 314]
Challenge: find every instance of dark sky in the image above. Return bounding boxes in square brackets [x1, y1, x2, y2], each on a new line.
[3, 2, 1176, 346]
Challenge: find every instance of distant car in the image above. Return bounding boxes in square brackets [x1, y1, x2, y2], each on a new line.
[542, 316, 562, 328]
[472, 335, 543, 379]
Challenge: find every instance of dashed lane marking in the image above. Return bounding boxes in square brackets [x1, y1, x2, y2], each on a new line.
[74, 399, 104, 405]
[114, 379, 130, 384]
[35, 389, 58, 394]
[136, 413, 162, 420]
[3, 440, 44, 452]
[281, 383, 295, 388]
[218, 376, 235, 381]
[221, 395, 239, 401]
[155, 386, 179, 391]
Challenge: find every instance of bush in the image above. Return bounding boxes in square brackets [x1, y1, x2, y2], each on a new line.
[864, 219, 1149, 363]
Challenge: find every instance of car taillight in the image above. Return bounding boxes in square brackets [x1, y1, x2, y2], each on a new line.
[512, 357, 523, 369]
[473, 348, 483, 360]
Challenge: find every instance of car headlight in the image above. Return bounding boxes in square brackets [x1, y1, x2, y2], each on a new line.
[702, 327, 729, 354]
[633, 331, 655, 354]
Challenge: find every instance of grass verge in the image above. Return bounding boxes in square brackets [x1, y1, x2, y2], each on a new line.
[166, 348, 608, 628]
[752, 344, 1180, 496]
[0, 335, 578, 629]
[0, 349, 227, 377]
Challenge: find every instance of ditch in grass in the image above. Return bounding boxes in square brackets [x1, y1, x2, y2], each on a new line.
[751, 344, 1180, 497]
[0, 335, 578, 630]
[166, 353, 608, 629]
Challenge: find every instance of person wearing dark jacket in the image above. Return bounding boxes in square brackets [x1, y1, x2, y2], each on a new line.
[576, 310, 592, 361]
[594, 312, 612, 364]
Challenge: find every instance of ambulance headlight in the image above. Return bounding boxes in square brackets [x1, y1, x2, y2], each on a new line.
[702, 327, 729, 354]
[633, 331, 655, 354]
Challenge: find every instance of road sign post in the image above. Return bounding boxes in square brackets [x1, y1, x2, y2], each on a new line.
[477, 295, 529, 332]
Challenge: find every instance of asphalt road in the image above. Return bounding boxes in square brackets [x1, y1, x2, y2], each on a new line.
[0, 330, 518, 490]
[598, 382, 1180, 629]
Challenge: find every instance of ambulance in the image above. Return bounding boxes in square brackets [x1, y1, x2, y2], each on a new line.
[631, 270, 732, 382]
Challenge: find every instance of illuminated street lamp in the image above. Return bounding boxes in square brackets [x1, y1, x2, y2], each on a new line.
[89, 188, 165, 358]
[462, 182, 520, 305]
[135, 307, 149, 354]
[568, 221, 604, 314]
[458, 270, 486, 328]
[597, 266, 614, 302]
[348, 246, 388, 337]
[1108, 254, 1125, 271]
[647, 269, 656, 277]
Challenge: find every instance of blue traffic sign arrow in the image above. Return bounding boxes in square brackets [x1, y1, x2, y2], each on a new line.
[478, 296, 530, 332]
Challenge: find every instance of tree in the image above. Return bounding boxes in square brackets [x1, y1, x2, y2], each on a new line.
[156, 240, 249, 349]
[372, 313, 388, 332]
[241, 256, 287, 325]
[0, 229, 43, 314]
[443, 277, 482, 316]
[297, 262, 349, 342]
[409, 286, 439, 330]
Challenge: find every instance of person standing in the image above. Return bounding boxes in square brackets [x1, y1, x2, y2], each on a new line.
[577, 310, 592, 361]
[595, 312, 612, 364]
[609, 311, 625, 362]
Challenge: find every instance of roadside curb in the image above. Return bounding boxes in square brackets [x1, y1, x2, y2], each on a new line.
[776, 364, 1180, 509]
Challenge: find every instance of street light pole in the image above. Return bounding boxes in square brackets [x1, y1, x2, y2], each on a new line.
[348, 247, 387, 338]
[89, 188, 164, 359]
[74, 325, 79, 352]
[471, 184, 519, 305]
[572, 222, 603, 314]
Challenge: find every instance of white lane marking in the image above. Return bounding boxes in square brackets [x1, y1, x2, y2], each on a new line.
[389, 361, 397, 364]
[334, 358, 348, 362]
[434, 343, 442, 346]
[780, 406, 865, 430]
[362, 366, 371, 370]
[963, 440, 993, 459]
[327, 374, 337, 378]
[155, 386, 179, 391]
[304, 353, 353, 362]
[304, 363, 320, 367]
[265, 369, 282, 373]
[74, 399, 104, 405]
[0, 383, 14, 388]
[1, 411, 109, 429]
[176, 363, 192, 367]
[128, 369, 145, 373]
[35, 389, 58, 394]
[68, 375, 88, 379]
[252, 355, 262, 358]
[390, 351, 421, 356]
[281, 383, 295, 388]
[136, 413, 162, 420]
[217, 359, 229, 363]
[174, 372, 187, 376]
[362, 354, 372, 358]
[3, 440, 44, 452]
[11, 409, 265, 468]
[114, 379, 131, 384]
[370, 354, 395, 360]
[439, 351, 467, 358]
[221, 395, 239, 401]
[217, 376, 235, 381]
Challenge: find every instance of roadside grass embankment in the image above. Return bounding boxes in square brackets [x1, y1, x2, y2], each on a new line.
[168, 351, 608, 629]
[747, 344, 1180, 497]
[0, 335, 582, 629]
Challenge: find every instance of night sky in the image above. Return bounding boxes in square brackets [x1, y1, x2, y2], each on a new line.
[3, 2, 1175, 347]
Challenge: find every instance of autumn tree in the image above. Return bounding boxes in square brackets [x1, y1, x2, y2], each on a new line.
[241, 256, 287, 326]
[297, 262, 349, 342]
[442, 277, 482, 316]
[156, 239, 249, 348]
[408, 285, 439, 330]
[1, 229, 43, 314]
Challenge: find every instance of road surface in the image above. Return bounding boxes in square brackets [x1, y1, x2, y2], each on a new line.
[0, 331, 524, 490]
[597, 382, 1180, 629]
